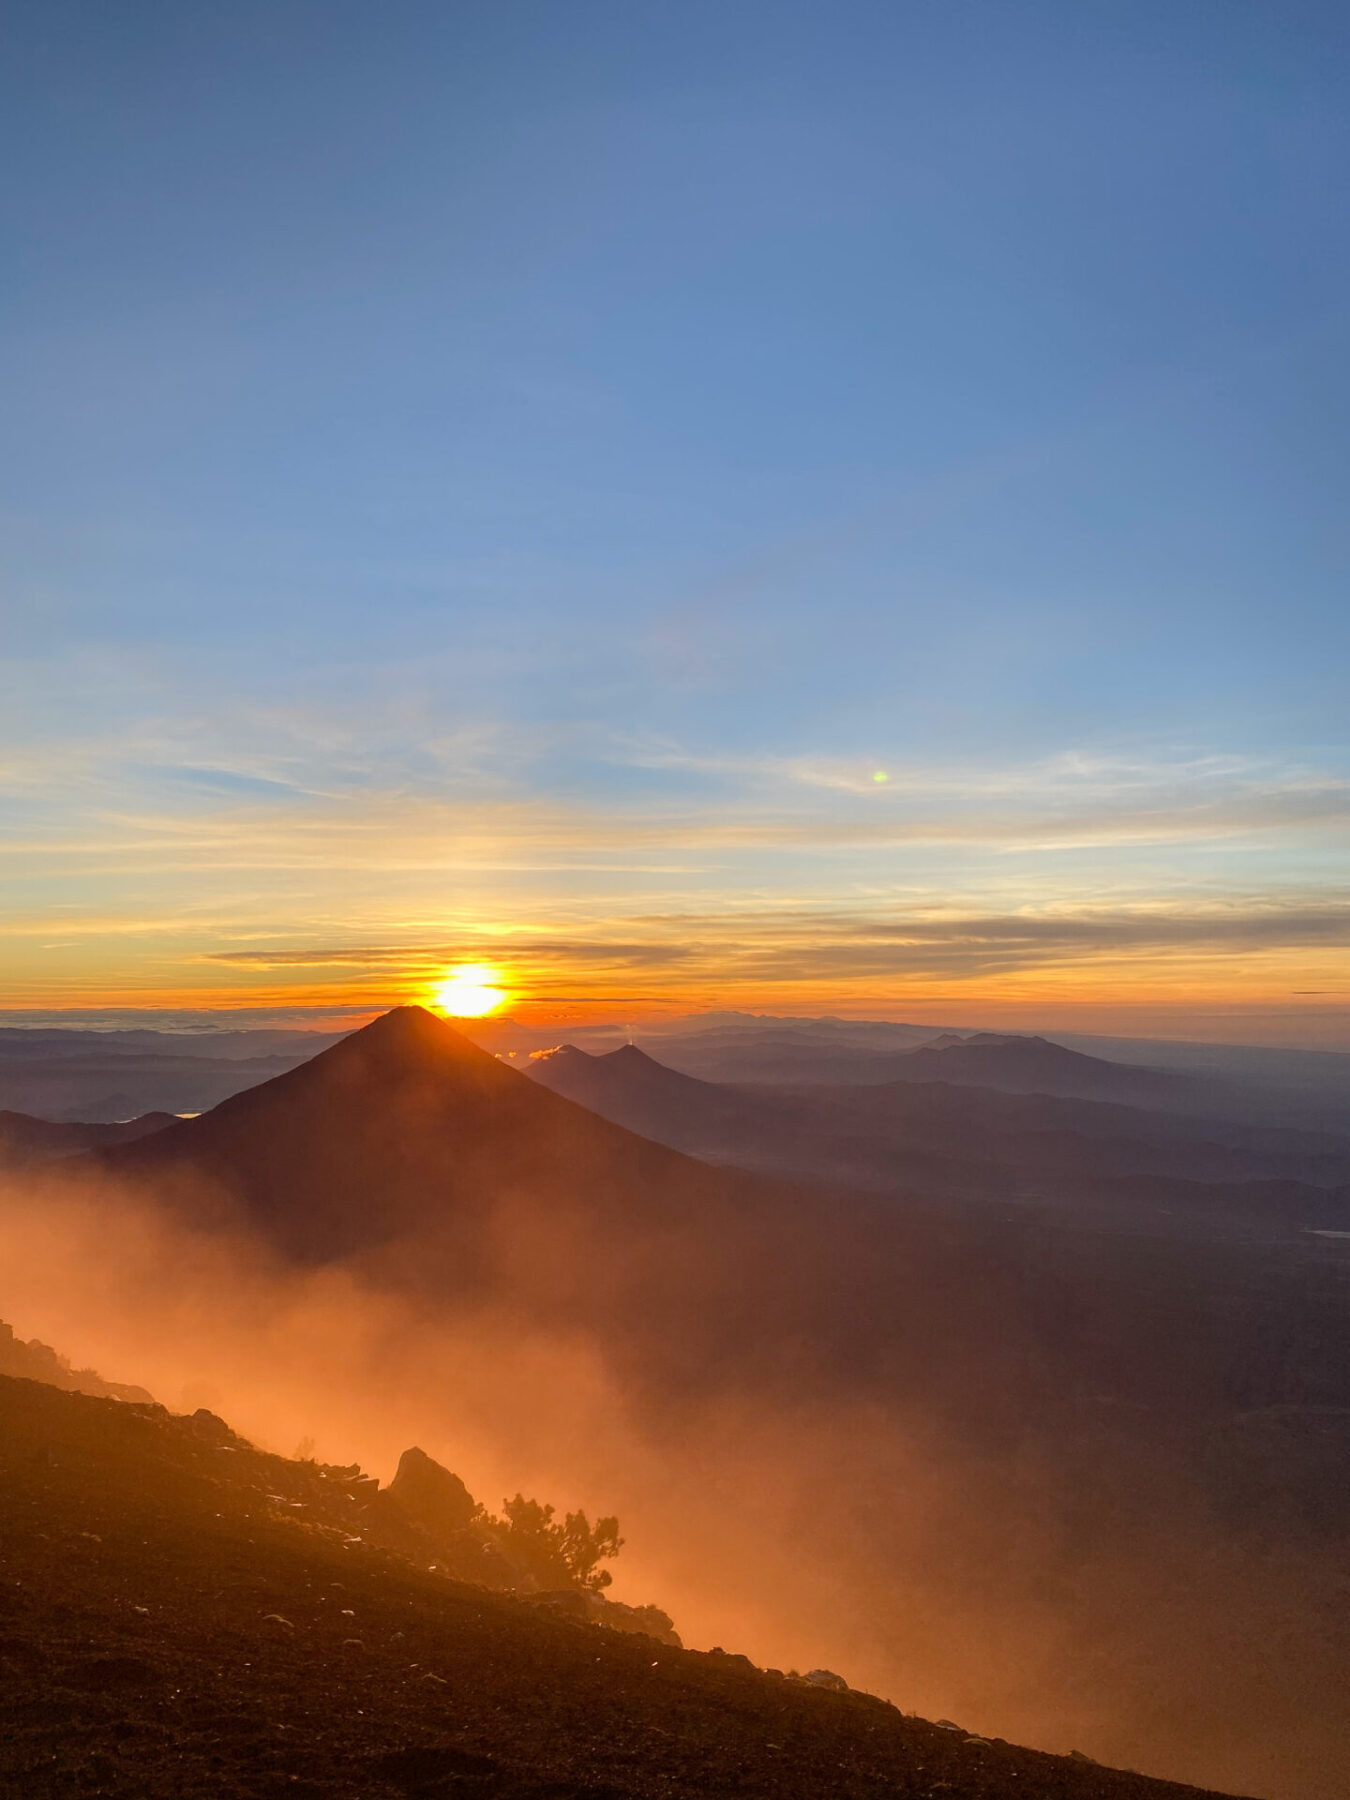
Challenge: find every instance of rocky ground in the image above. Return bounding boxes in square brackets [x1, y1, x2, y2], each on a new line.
[0, 1375, 1246, 1800]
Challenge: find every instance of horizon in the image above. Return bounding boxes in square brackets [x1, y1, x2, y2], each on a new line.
[4, 997, 1350, 1057]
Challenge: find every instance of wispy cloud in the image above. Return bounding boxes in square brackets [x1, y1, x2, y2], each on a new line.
[5, 741, 1350, 870]
[194, 897, 1350, 981]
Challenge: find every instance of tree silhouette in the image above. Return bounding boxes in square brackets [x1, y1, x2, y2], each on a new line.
[494, 1494, 624, 1591]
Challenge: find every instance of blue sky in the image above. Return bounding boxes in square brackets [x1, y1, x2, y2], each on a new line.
[3, 2, 1349, 1036]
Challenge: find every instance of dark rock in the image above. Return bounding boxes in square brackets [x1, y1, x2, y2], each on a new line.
[188, 1408, 242, 1446]
[387, 1446, 479, 1541]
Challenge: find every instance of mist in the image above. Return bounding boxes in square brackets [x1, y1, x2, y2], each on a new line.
[3, 1149, 1345, 1800]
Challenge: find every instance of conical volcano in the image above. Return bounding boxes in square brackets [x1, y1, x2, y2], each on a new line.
[100, 1005, 760, 1268]
[91, 1007, 1071, 1413]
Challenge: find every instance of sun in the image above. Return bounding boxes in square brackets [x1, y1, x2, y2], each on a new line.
[432, 963, 507, 1018]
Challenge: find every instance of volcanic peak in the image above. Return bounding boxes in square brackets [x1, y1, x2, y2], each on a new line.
[338, 1003, 494, 1068]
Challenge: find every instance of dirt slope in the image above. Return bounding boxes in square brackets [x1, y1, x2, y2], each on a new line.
[0, 1376, 1244, 1800]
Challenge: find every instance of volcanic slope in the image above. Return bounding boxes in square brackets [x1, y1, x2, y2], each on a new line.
[0, 1373, 1246, 1800]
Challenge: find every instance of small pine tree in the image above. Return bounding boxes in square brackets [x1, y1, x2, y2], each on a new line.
[493, 1494, 624, 1591]
[559, 1510, 623, 1592]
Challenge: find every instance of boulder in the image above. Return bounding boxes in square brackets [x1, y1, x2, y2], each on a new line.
[386, 1446, 479, 1541]
[188, 1409, 243, 1446]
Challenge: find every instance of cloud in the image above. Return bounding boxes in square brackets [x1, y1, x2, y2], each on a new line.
[187, 899, 1350, 990]
[204, 940, 694, 970]
[5, 767, 1350, 883]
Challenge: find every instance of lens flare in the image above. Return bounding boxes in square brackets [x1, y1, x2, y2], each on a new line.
[433, 964, 506, 1017]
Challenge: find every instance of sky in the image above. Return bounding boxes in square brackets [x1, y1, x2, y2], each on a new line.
[3, 1, 1350, 1042]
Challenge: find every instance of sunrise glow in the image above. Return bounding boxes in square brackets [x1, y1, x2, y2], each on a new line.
[432, 964, 508, 1017]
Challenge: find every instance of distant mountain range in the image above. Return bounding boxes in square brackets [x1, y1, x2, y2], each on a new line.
[0, 1108, 175, 1169]
[9, 1004, 1346, 1244]
[0, 1028, 347, 1121]
[5, 1010, 1348, 1133]
[0, 1026, 350, 1060]
[621, 1021, 1179, 1094]
[622, 1022, 1350, 1130]
[527, 1041, 1350, 1233]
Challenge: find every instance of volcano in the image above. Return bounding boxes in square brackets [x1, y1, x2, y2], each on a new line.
[95, 1004, 820, 1387]
[526, 1042, 770, 1153]
[94, 1007, 1037, 1405]
[100, 1005, 773, 1264]
[881, 1033, 1183, 1104]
